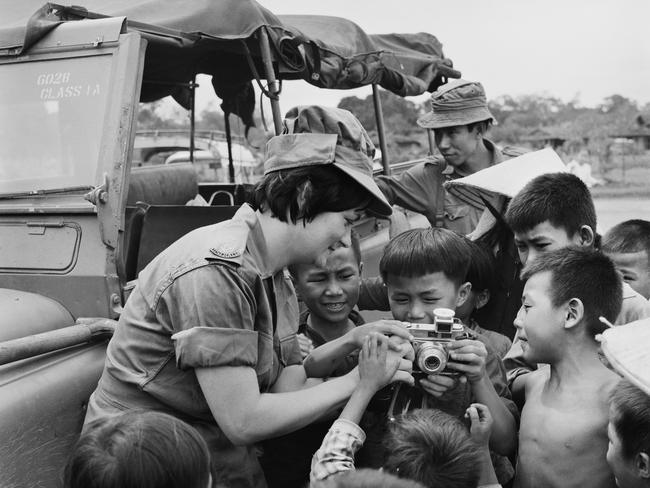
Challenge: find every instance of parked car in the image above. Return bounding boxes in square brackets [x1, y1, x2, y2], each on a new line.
[165, 150, 225, 183]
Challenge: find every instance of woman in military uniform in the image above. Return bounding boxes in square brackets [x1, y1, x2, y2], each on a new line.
[82, 106, 412, 488]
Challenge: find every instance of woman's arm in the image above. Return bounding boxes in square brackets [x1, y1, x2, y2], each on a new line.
[303, 320, 413, 378]
[196, 364, 359, 446]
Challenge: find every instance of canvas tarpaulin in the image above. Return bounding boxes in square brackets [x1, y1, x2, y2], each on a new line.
[0, 0, 460, 129]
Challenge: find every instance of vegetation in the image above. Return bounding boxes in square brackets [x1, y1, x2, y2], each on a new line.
[140, 90, 650, 186]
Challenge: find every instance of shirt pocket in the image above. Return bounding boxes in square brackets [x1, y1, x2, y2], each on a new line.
[278, 333, 301, 367]
[444, 204, 469, 221]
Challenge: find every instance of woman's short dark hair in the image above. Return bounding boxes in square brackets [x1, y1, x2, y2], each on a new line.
[383, 409, 481, 488]
[64, 411, 211, 488]
[251, 165, 370, 224]
[380, 228, 472, 287]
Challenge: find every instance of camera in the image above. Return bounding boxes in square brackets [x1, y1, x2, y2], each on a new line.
[405, 308, 469, 376]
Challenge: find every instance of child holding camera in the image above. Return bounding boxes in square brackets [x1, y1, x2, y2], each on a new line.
[307, 227, 517, 471]
[311, 333, 501, 488]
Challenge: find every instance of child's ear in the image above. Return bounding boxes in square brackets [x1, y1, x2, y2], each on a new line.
[563, 297, 584, 329]
[475, 289, 490, 310]
[456, 281, 472, 309]
[578, 225, 595, 247]
[637, 452, 650, 479]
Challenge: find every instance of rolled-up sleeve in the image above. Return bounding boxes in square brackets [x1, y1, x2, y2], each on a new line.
[375, 163, 439, 220]
[158, 264, 259, 370]
[172, 327, 258, 369]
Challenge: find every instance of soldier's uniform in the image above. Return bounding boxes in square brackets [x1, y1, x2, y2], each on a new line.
[84, 204, 302, 488]
[376, 138, 525, 235]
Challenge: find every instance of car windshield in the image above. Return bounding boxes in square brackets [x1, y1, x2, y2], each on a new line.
[0, 54, 111, 195]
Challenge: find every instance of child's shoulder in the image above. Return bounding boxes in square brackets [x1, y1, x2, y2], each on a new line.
[516, 364, 549, 392]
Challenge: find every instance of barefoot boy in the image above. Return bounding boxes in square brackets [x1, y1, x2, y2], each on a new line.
[512, 247, 622, 488]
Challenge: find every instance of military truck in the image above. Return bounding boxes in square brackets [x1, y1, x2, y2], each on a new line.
[0, 2, 455, 486]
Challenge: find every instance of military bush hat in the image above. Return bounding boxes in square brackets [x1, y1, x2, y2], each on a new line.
[264, 105, 392, 217]
[417, 79, 496, 129]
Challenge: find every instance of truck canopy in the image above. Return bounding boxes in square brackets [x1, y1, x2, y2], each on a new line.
[0, 1, 459, 127]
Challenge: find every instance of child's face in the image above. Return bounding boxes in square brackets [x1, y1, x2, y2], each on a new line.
[606, 251, 650, 300]
[294, 246, 361, 324]
[513, 270, 566, 363]
[386, 271, 461, 323]
[606, 409, 642, 488]
[514, 220, 585, 266]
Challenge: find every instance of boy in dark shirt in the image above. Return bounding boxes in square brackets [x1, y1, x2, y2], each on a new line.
[261, 234, 365, 488]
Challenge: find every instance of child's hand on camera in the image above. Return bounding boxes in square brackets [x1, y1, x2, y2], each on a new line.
[447, 339, 488, 384]
[465, 402, 493, 447]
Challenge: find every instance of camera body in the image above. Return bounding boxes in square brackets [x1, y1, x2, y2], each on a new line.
[405, 308, 469, 376]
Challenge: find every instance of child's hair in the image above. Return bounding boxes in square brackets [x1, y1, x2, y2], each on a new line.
[382, 409, 481, 488]
[380, 228, 471, 287]
[602, 219, 650, 258]
[64, 411, 211, 488]
[505, 172, 597, 236]
[521, 247, 622, 335]
[610, 379, 650, 460]
[251, 165, 370, 224]
[313, 469, 426, 488]
[466, 240, 497, 297]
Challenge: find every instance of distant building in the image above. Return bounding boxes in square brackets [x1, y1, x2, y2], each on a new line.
[520, 128, 567, 150]
[609, 113, 650, 151]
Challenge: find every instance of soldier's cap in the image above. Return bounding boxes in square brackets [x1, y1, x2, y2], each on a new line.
[599, 317, 650, 396]
[264, 105, 392, 217]
[417, 79, 496, 130]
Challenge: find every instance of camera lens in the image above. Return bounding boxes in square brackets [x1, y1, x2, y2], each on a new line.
[424, 356, 441, 371]
[415, 342, 447, 374]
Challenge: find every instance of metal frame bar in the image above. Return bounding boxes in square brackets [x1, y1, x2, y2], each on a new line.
[258, 26, 283, 135]
[372, 84, 390, 175]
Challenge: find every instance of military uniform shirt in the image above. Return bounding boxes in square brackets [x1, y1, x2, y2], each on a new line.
[375, 138, 518, 235]
[84, 204, 302, 488]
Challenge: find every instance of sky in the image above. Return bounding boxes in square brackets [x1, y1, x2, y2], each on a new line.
[193, 0, 650, 122]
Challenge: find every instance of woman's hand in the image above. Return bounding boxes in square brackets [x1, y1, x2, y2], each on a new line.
[348, 320, 413, 350]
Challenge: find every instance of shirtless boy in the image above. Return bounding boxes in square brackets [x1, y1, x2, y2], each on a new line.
[513, 247, 622, 488]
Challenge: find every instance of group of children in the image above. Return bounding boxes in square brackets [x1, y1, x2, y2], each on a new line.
[65, 168, 650, 488]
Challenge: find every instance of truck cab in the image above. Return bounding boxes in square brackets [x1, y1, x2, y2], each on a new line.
[0, 4, 451, 485]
